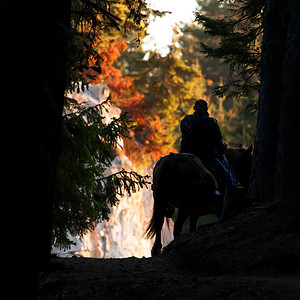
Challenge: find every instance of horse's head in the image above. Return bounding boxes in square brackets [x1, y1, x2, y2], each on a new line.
[226, 144, 253, 190]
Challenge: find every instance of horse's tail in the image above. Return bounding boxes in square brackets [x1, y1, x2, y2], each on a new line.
[144, 201, 173, 240]
[144, 201, 163, 240]
[144, 156, 170, 240]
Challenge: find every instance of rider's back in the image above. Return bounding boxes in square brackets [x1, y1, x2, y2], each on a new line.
[180, 112, 223, 161]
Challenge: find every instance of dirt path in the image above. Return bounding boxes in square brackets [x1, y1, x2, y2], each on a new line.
[38, 203, 300, 299]
[38, 256, 300, 299]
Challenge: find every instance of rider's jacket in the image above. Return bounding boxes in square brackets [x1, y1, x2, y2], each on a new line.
[180, 111, 225, 161]
[180, 111, 236, 190]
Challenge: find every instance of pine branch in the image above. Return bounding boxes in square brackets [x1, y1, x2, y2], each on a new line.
[98, 168, 150, 196]
[195, 0, 264, 102]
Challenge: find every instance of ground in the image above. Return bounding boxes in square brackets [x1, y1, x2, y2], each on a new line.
[38, 201, 300, 299]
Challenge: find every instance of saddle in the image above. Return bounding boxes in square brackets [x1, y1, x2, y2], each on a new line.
[203, 155, 237, 192]
[151, 153, 205, 192]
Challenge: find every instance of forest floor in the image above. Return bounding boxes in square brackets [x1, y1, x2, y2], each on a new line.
[38, 200, 300, 299]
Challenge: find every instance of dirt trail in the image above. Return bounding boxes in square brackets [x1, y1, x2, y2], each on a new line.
[38, 256, 300, 300]
[38, 203, 300, 299]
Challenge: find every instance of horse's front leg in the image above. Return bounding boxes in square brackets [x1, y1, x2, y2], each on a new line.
[189, 213, 199, 232]
[174, 209, 189, 238]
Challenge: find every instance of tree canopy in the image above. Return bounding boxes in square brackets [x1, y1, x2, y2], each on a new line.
[195, 0, 264, 110]
[53, 0, 152, 249]
[179, 0, 257, 146]
[51, 0, 263, 248]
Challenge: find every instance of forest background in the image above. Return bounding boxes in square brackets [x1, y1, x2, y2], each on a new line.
[54, 0, 258, 248]
[86, 0, 257, 165]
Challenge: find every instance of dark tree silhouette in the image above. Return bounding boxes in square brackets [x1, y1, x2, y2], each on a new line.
[250, 0, 300, 226]
[1, 0, 149, 298]
[2, 1, 71, 298]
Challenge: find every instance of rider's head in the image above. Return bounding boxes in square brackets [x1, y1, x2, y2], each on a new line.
[193, 99, 208, 114]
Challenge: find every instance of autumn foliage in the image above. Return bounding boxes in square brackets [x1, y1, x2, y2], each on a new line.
[85, 39, 169, 164]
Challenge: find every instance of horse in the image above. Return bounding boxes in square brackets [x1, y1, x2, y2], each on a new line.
[144, 152, 223, 256]
[226, 144, 253, 191]
[144, 145, 253, 256]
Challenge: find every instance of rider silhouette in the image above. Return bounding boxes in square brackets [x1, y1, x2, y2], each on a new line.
[180, 99, 225, 161]
[180, 99, 236, 220]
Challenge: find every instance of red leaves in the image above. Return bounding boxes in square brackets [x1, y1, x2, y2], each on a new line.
[84, 39, 171, 163]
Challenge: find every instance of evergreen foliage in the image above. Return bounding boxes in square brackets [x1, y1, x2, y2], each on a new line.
[195, 0, 265, 108]
[209, 96, 257, 146]
[66, 0, 151, 93]
[54, 96, 150, 249]
[178, 13, 257, 146]
[53, 0, 151, 249]
[179, 0, 229, 99]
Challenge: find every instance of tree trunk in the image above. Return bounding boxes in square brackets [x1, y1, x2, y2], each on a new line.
[250, 0, 288, 201]
[276, 0, 300, 227]
[250, 0, 300, 226]
[1, 1, 70, 298]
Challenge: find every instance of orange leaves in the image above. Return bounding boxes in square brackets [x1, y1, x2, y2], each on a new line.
[101, 40, 128, 65]
[85, 40, 129, 84]
[84, 38, 173, 165]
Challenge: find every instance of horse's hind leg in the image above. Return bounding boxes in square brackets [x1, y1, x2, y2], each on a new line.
[174, 209, 189, 238]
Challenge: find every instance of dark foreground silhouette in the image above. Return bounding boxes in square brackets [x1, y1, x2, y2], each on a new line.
[38, 202, 300, 300]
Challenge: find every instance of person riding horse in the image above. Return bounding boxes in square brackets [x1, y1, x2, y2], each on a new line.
[145, 106, 252, 254]
[180, 99, 236, 220]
